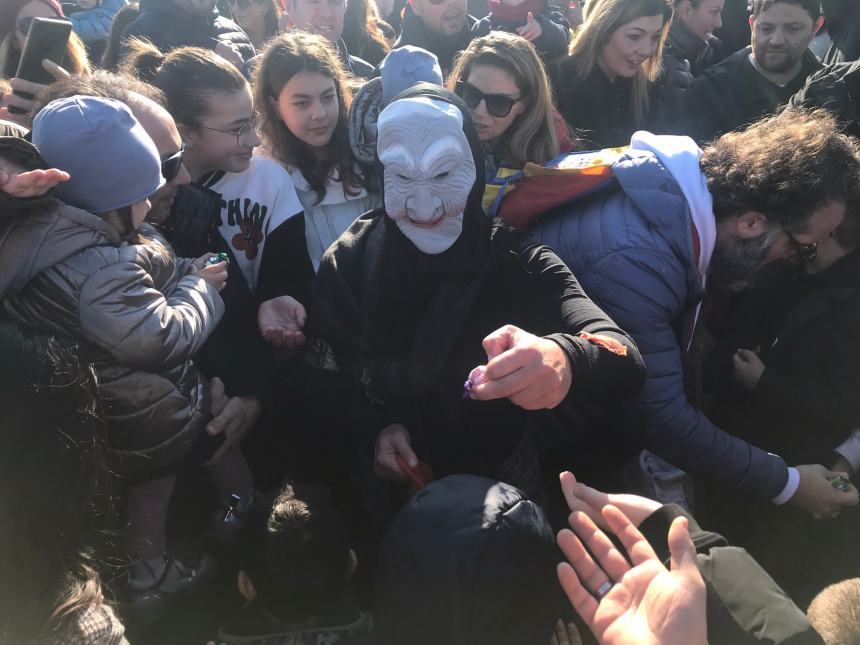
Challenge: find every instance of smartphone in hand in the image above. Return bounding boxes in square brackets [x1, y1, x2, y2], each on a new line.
[9, 17, 72, 115]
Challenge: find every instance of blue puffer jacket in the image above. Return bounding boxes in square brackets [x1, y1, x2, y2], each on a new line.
[69, 0, 128, 43]
[528, 146, 790, 500]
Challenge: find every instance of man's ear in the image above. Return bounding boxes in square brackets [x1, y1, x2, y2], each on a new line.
[346, 548, 358, 580]
[238, 570, 258, 601]
[736, 211, 769, 239]
[748, 14, 755, 29]
[677, 0, 693, 21]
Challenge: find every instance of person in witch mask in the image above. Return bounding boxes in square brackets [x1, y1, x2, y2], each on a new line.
[287, 83, 647, 496]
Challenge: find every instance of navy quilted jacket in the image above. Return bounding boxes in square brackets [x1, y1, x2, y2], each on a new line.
[528, 148, 790, 499]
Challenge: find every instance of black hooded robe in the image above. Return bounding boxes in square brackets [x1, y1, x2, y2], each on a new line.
[306, 85, 646, 490]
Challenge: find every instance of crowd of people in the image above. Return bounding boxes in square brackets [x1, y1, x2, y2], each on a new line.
[1, 0, 860, 642]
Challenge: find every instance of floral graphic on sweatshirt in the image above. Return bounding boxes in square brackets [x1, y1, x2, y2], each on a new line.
[231, 219, 264, 260]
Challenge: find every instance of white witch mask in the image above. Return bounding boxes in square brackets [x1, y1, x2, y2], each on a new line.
[376, 97, 477, 255]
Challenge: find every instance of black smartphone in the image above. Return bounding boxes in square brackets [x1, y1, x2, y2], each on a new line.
[9, 17, 72, 115]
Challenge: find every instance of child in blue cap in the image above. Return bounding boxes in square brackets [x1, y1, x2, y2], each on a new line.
[2, 95, 254, 610]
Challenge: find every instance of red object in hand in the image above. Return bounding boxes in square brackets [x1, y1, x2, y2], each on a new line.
[396, 455, 434, 494]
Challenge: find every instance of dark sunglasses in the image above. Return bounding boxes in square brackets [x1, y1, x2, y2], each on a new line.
[161, 144, 185, 182]
[788, 232, 819, 262]
[455, 80, 521, 118]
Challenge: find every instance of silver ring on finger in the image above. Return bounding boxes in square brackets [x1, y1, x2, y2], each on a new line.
[596, 581, 613, 599]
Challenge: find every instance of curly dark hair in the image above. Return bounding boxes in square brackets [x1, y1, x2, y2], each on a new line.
[747, 0, 821, 19]
[241, 482, 351, 623]
[700, 108, 860, 233]
[254, 32, 366, 204]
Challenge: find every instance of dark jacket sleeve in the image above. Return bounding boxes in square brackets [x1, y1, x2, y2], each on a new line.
[348, 54, 376, 80]
[255, 213, 316, 307]
[531, 10, 569, 61]
[580, 247, 790, 499]
[470, 11, 568, 60]
[671, 72, 733, 143]
[516, 242, 646, 402]
[638, 505, 824, 645]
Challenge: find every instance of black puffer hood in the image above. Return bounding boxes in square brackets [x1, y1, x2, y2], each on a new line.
[375, 475, 566, 645]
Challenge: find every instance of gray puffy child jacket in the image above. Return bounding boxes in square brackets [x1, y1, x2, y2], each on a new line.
[0, 137, 224, 476]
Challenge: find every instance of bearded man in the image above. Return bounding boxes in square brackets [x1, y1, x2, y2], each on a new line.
[676, 0, 822, 142]
[527, 108, 860, 518]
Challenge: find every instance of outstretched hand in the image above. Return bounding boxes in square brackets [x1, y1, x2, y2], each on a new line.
[258, 295, 306, 348]
[0, 167, 69, 198]
[560, 470, 662, 530]
[557, 506, 707, 645]
[205, 377, 261, 463]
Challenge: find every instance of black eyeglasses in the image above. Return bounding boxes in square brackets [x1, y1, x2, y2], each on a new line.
[197, 112, 261, 145]
[161, 144, 185, 182]
[455, 81, 521, 118]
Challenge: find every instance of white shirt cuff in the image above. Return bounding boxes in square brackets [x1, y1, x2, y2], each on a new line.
[772, 467, 800, 505]
[835, 429, 860, 473]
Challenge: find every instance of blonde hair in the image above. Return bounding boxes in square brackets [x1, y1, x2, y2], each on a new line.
[568, 0, 672, 125]
[449, 32, 559, 169]
[0, 29, 90, 80]
[807, 578, 860, 644]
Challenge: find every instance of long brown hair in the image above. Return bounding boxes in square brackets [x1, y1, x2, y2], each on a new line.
[254, 32, 365, 203]
[449, 33, 559, 168]
[568, 0, 672, 125]
[0, 0, 91, 79]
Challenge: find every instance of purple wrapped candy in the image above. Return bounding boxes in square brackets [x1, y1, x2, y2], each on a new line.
[463, 379, 473, 400]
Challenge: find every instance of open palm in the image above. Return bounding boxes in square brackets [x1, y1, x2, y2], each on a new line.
[0, 167, 69, 198]
[257, 295, 306, 348]
[557, 506, 707, 645]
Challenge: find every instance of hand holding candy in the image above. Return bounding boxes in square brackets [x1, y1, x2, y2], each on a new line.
[465, 325, 572, 410]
